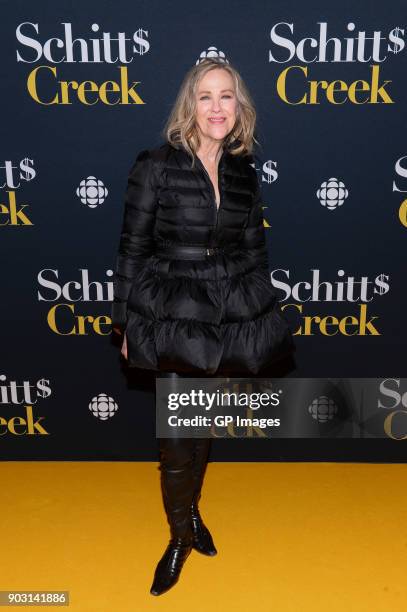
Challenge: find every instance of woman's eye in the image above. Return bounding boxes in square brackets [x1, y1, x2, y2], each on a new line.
[199, 95, 233, 100]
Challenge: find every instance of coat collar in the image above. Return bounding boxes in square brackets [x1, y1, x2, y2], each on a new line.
[167, 140, 246, 174]
[168, 138, 242, 157]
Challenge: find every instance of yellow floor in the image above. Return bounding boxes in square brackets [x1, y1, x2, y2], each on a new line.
[1, 461, 406, 611]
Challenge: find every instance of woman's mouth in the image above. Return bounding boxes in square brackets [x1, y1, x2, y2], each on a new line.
[208, 118, 226, 123]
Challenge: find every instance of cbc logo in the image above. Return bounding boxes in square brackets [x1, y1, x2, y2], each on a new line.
[76, 176, 109, 209]
[308, 395, 338, 423]
[89, 393, 118, 421]
[317, 177, 349, 211]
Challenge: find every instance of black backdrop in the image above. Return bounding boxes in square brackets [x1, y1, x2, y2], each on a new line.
[1, 0, 406, 460]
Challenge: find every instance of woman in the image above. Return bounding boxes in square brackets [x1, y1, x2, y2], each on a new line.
[111, 58, 296, 596]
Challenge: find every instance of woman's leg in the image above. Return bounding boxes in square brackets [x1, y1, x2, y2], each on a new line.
[190, 436, 217, 556]
[150, 372, 196, 596]
[191, 437, 211, 502]
[158, 435, 196, 541]
[159, 372, 216, 555]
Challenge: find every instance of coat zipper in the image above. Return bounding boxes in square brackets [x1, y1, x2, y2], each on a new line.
[196, 153, 224, 246]
[196, 152, 225, 321]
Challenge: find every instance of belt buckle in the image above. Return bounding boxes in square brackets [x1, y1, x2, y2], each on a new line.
[206, 247, 215, 256]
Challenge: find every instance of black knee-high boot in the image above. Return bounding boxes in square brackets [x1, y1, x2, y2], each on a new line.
[150, 372, 195, 596]
[190, 438, 217, 556]
[150, 435, 195, 596]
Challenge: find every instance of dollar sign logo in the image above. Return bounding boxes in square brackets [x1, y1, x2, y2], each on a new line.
[37, 378, 52, 399]
[263, 160, 277, 185]
[20, 158, 36, 182]
[375, 274, 390, 296]
[133, 29, 150, 56]
[388, 27, 405, 54]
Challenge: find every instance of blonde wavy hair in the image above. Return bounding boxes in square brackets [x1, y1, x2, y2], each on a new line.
[162, 58, 259, 167]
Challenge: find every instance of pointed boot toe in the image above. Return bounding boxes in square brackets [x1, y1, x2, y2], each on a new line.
[150, 536, 193, 596]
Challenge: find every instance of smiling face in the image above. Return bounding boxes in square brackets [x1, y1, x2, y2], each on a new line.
[194, 68, 238, 147]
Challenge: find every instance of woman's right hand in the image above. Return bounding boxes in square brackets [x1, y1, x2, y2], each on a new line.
[120, 333, 128, 360]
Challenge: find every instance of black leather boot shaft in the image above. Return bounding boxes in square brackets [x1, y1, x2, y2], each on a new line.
[151, 373, 215, 596]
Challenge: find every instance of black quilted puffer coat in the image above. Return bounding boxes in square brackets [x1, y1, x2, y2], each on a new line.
[111, 141, 296, 375]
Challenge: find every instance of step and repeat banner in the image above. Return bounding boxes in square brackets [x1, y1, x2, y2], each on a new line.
[1, 1, 406, 460]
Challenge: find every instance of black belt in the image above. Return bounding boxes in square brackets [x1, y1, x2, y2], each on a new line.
[155, 244, 230, 260]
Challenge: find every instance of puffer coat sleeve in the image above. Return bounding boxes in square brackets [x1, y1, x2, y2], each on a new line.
[111, 149, 158, 333]
[242, 160, 269, 268]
